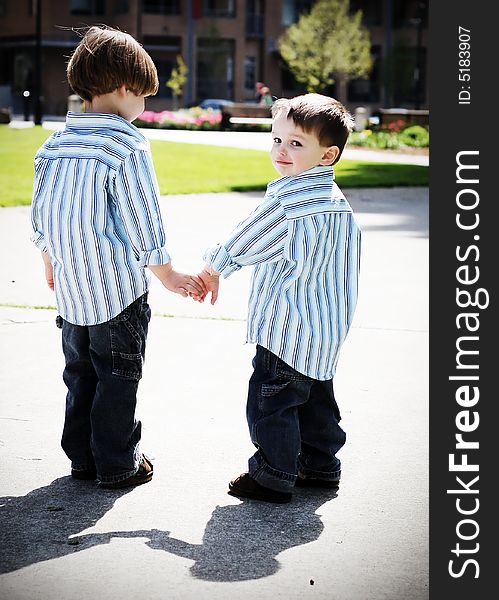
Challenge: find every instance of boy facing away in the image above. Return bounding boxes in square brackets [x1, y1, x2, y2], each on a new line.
[199, 93, 361, 504]
[30, 26, 204, 489]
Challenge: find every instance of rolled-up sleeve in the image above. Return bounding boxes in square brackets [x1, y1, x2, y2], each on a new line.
[112, 150, 171, 266]
[203, 194, 288, 278]
[30, 172, 48, 252]
[30, 229, 48, 252]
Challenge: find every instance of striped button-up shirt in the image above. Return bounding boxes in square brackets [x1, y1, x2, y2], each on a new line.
[31, 112, 171, 325]
[204, 165, 361, 380]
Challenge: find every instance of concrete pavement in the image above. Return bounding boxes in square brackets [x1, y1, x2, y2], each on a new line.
[0, 186, 428, 599]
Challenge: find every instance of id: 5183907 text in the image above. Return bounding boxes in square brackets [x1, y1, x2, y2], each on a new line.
[458, 26, 471, 105]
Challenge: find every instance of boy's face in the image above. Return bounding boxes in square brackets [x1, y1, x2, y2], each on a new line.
[270, 112, 338, 177]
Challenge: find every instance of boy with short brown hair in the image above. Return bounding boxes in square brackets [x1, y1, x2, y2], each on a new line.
[31, 26, 204, 489]
[199, 93, 361, 503]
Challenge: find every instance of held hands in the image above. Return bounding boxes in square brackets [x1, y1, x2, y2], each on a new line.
[195, 265, 220, 305]
[163, 270, 207, 301]
[149, 263, 206, 301]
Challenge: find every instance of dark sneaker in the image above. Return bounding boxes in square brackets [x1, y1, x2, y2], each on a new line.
[71, 467, 97, 480]
[228, 473, 292, 504]
[294, 476, 340, 489]
[98, 457, 153, 490]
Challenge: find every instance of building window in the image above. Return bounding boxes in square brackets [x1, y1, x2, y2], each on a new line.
[197, 38, 234, 100]
[143, 0, 181, 14]
[150, 58, 174, 99]
[246, 0, 264, 37]
[203, 0, 235, 18]
[142, 36, 182, 99]
[70, 0, 106, 15]
[0, 0, 6, 17]
[282, 0, 313, 26]
[143, 36, 182, 50]
[244, 56, 256, 90]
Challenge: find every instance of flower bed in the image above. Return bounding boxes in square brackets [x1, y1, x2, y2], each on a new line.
[134, 108, 429, 149]
[134, 106, 222, 130]
[349, 122, 429, 150]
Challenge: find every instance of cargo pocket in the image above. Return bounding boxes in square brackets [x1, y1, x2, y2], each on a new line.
[259, 381, 291, 412]
[110, 307, 143, 380]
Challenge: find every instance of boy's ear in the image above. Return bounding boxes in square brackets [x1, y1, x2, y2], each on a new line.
[319, 146, 340, 166]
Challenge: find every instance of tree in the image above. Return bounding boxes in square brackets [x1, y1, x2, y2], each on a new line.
[166, 55, 188, 110]
[278, 0, 372, 104]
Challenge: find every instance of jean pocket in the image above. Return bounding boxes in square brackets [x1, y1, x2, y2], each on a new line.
[259, 382, 290, 412]
[261, 382, 290, 397]
[110, 311, 144, 381]
[275, 359, 309, 382]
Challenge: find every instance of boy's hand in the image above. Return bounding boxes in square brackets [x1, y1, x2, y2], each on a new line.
[45, 266, 55, 290]
[41, 251, 54, 291]
[196, 266, 220, 305]
[149, 264, 206, 301]
[164, 270, 206, 301]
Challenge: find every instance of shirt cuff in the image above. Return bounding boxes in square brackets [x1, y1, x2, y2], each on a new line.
[203, 244, 241, 278]
[139, 246, 171, 267]
[31, 231, 48, 253]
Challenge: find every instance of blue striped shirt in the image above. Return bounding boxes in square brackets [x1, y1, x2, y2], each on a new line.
[204, 165, 361, 380]
[31, 112, 171, 325]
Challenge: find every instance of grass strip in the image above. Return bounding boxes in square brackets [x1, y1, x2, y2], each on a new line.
[0, 125, 428, 207]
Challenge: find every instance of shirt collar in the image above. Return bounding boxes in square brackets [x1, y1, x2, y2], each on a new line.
[65, 111, 147, 142]
[267, 165, 334, 192]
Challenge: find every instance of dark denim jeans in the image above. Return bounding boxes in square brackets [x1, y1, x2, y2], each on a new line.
[58, 294, 151, 484]
[247, 345, 346, 493]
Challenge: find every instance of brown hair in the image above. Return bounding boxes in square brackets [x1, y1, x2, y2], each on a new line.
[67, 26, 159, 102]
[271, 93, 354, 164]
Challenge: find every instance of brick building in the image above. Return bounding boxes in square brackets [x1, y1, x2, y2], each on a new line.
[0, 0, 428, 117]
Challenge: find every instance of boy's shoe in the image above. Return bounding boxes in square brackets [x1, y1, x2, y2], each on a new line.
[98, 456, 153, 490]
[71, 467, 97, 480]
[294, 475, 340, 489]
[228, 473, 292, 504]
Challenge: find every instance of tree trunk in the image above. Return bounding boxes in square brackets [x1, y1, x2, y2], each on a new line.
[336, 74, 348, 105]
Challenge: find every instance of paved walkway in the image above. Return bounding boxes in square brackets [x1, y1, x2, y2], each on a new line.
[10, 118, 430, 166]
[0, 184, 428, 599]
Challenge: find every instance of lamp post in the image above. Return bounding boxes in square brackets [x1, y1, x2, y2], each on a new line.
[186, 0, 194, 105]
[33, 0, 42, 125]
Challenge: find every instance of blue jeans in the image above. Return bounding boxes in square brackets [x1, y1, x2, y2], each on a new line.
[247, 345, 346, 493]
[58, 294, 151, 484]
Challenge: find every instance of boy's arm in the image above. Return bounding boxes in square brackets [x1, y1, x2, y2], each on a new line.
[203, 194, 288, 281]
[41, 251, 54, 291]
[112, 150, 172, 269]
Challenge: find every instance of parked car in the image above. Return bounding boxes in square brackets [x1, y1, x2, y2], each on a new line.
[198, 98, 235, 110]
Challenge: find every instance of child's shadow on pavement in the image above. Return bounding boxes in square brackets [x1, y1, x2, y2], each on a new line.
[0, 476, 132, 574]
[82, 488, 339, 582]
[1, 478, 338, 582]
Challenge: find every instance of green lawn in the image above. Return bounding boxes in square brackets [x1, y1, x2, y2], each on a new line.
[0, 125, 428, 207]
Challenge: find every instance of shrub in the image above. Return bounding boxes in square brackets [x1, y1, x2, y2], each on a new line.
[398, 125, 430, 147]
[348, 123, 429, 150]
